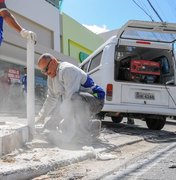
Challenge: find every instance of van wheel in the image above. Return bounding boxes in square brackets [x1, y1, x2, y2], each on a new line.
[111, 115, 123, 123]
[145, 117, 166, 130]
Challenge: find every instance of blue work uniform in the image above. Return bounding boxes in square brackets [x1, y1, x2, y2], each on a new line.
[21, 74, 27, 93]
[0, 0, 6, 46]
[0, 16, 3, 45]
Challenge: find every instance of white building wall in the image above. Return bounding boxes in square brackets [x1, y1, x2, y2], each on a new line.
[6, 0, 60, 52]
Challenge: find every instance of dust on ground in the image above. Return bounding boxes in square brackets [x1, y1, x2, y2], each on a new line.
[32, 140, 159, 180]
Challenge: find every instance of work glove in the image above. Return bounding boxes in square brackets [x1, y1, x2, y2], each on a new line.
[20, 29, 37, 43]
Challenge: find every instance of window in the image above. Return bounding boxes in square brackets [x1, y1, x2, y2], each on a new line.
[89, 51, 102, 72]
[45, 0, 63, 10]
[81, 61, 89, 72]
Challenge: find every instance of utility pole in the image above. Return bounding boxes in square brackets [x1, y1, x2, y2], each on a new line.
[27, 34, 36, 140]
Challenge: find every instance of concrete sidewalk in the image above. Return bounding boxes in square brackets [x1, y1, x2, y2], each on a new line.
[0, 116, 29, 157]
[0, 117, 144, 180]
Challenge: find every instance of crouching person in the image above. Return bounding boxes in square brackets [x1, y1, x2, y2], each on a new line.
[35, 53, 105, 147]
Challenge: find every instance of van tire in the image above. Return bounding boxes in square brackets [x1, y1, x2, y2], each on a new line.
[145, 117, 166, 130]
[111, 116, 123, 123]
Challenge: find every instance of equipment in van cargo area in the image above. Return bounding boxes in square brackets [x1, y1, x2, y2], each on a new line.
[79, 20, 176, 131]
[118, 57, 161, 84]
[130, 59, 160, 83]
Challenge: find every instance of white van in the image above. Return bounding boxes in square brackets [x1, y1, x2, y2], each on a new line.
[79, 20, 176, 130]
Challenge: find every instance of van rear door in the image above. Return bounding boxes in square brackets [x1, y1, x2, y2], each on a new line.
[117, 20, 176, 85]
[116, 20, 176, 109]
[117, 20, 176, 43]
[121, 84, 169, 107]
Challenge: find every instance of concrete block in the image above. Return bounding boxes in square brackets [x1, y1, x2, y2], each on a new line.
[1, 126, 29, 155]
[2, 132, 21, 155]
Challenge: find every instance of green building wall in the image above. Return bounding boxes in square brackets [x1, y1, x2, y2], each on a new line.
[61, 13, 104, 63]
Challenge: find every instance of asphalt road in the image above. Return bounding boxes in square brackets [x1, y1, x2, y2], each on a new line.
[102, 118, 176, 180]
[31, 117, 176, 180]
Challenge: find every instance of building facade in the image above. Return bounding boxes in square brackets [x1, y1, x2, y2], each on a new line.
[0, 0, 105, 113]
[0, 0, 65, 112]
[61, 13, 104, 63]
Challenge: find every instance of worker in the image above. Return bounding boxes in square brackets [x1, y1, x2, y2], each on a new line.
[21, 66, 27, 94]
[0, 0, 36, 46]
[36, 53, 105, 145]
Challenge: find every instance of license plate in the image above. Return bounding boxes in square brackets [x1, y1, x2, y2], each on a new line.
[135, 92, 155, 100]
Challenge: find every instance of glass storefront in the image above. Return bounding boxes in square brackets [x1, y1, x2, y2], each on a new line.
[0, 60, 47, 114]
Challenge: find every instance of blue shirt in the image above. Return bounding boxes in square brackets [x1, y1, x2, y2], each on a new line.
[0, 0, 6, 46]
[0, 16, 3, 45]
[21, 74, 27, 92]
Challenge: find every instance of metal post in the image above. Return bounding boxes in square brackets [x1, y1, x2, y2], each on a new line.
[27, 37, 35, 140]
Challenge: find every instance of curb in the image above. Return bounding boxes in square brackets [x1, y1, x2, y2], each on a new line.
[0, 151, 95, 180]
[0, 135, 144, 180]
[0, 122, 29, 156]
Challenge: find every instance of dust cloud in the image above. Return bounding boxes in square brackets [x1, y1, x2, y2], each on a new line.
[0, 78, 100, 150]
[0, 81, 27, 152]
[0, 82, 26, 116]
[43, 96, 100, 149]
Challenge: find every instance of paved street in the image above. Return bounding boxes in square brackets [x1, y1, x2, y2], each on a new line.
[30, 118, 176, 180]
[103, 142, 176, 180]
[0, 115, 175, 180]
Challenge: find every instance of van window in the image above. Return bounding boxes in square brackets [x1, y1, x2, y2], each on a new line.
[81, 61, 89, 72]
[89, 51, 102, 72]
